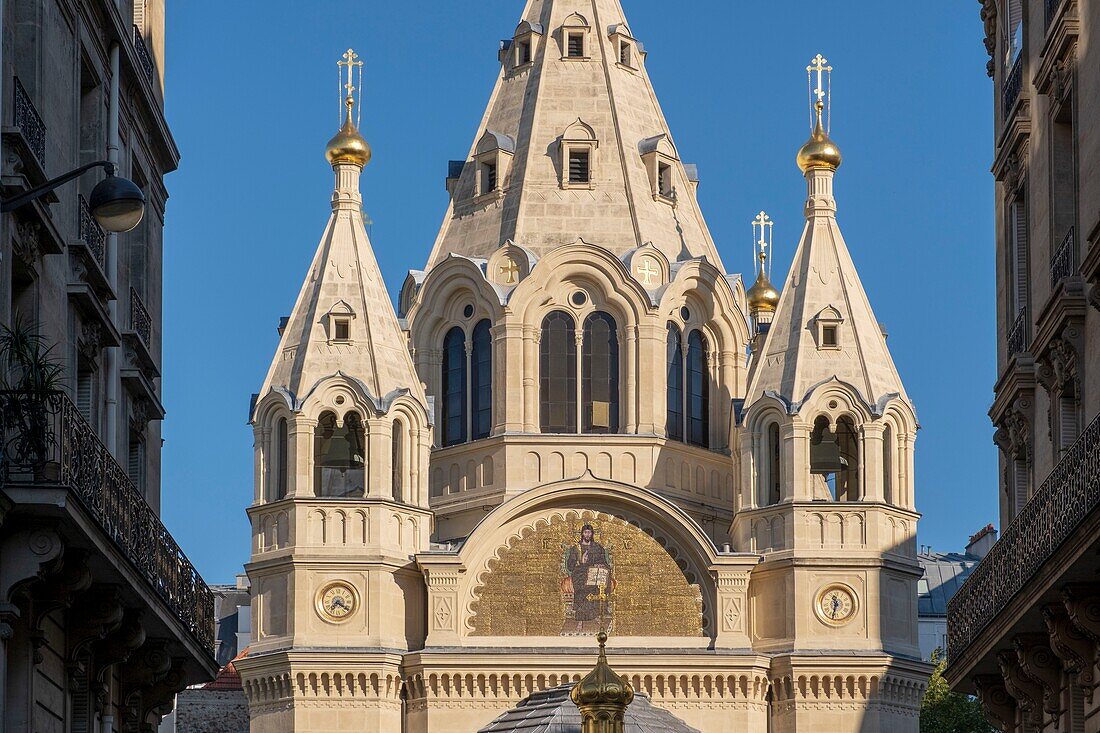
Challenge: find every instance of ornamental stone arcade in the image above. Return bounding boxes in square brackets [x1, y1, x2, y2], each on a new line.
[235, 3, 931, 731]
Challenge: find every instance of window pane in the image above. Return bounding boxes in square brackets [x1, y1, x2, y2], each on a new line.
[569, 150, 590, 183]
[540, 311, 577, 433]
[471, 320, 493, 440]
[276, 418, 289, 500]
[583, 312, 619, 434]
[666, 323, 684, 441]
[687, 330, 709, 447]
[568, 33, 584, 57]
[442, 327, 468, 446]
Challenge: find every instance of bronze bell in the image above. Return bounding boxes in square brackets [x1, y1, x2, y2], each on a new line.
[810, 430, 848, 475]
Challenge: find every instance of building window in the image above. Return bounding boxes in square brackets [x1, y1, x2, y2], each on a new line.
[480, 161, 497, 195]
[314, 411, 366, 498]
[540, 311, 577, 434]
[442, 326, 468, 447]
[569, 150, 590, 184]
[810, 416, 860, 501]
[567, 32, 585, 58]
[658, 162, 673, 198]
[814, 307, 843, 350]
[561, 13, 590, 60]
[1009, 196, 1029, 320]
[333, 318, 350, 342]
[76, 358, 96, 425]
[686, 330, 709, 447]
[882, 423, 893, 505]
[582, 312, 619, 434]
[1004, 0, 1023, 68]
[127, 432, 145, 495]
[619, 41, 632, 67]
[822, 325, 838, 348]
[766, 422, 782, 505]
[517, 39, 532, 66]
[276, 417, 289, 500]
[392, 421, 404, 503]
[639, 134, 678, 203]
[666, 324, 684, 441]
[471, 319, 493, 440]
[472, 130, 514, 200]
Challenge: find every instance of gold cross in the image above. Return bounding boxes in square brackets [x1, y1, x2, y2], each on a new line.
[338, 48, 364, 99]
[637, 259, 659, 287]
[752, 211, 774, 275]
[807, 53, 831, 105]
[499, 258, 519, 284]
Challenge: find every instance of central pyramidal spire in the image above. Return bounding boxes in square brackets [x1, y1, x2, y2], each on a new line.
[424, 0, 723, 270]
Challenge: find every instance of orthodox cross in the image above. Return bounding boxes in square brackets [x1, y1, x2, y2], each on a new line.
[499, 258, 519, 285]
[338, 48, 364, 122]
[806, 53, 832, 131]
[636, 258, 659, 287]
[752, 211, 773, 278]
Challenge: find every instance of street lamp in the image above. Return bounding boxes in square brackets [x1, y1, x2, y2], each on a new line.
[0, 160, 145, 233]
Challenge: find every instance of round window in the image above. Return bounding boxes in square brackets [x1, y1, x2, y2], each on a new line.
[680, 306, 690, 321]
[335, 395, 346, 405]
[463, 304, 475, 319]
[571, 291, 588, 307]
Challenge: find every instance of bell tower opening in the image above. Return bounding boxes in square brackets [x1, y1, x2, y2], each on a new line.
[810, 415, 860, 501]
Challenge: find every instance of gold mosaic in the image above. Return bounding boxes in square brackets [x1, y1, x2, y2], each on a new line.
[470, 512, 704, 637]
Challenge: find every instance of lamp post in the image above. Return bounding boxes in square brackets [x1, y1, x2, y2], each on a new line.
[1, 160, 145, 233]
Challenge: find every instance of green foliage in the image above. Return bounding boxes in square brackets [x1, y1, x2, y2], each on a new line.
[0, 318, 65, 469]
[921, 649, 995, 733]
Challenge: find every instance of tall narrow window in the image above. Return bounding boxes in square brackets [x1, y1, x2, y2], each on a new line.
[392, 421, 404, 503]
[1010, 198, 1028, 318]
[276, 417, 289, 500]
[127, 432, 145, 495]
[1057, 388, 1080, 452]
[686, 330, 709, 447]
[540, 311, 577, 434]
[567, 33, 585, 58]
[481, 160, 497, 195]
[442, 327, 468, 447]
[517, 39, 532, 65]
[76, 360, 95, 425]
[658, 162, 673, 198]
[314, 411, 366, 498]
[766, 422, 781, 505]
[666, 324, 684, 441]
[583, 312, 619, 434]
[836, 417, 860, 501]
[568, 150, 590, 184]
[1005, 0, 1023, 67]
[882, 424, 893, 505]
[619, 41, 631, 66]
[471, 320, 493, 440]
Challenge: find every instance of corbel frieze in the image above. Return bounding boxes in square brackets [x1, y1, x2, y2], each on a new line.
[973, 674, 1016, 731]
[1043, 602, 1096, 703]
[997, 649, 1045, 728]
[1014, 633, 1065, 720]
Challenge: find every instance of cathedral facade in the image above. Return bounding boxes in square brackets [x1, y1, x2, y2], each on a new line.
[234, 1, 930, 731]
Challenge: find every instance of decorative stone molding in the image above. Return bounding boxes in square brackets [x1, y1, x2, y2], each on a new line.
[1043, 602, 1096, 702]
[993, 396, 1034, 463]
[977, 0, 997, 78]
[973, 674, 1016, 730]
[13, 219, 42, 269]
[1062, 584, 1100, 643]
[1013, 633, 1064, 720]
[997, 649, 1044, 727]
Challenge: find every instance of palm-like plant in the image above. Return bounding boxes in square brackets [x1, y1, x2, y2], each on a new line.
[0, 317, 65, 475]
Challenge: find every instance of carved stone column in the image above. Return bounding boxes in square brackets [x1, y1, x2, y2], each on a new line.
[418, 555, 464, 647]
[523, 326, 539, 432]
[712, 560, 754, 649]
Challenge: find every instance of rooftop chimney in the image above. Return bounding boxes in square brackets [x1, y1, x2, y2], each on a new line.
[966, 524, 998, 559]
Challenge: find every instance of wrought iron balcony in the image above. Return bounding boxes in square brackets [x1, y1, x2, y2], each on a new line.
[0, 390, 215, 655]
[1003, 57, 1023, 121]
[1007, 309, 1029, 356]
[12, 77, 46, 168]
[1050, 227, 1077, 287]
[947, 412, 1100, 663]
[78, 195, 107, 269]
[131, 287, 152, 346]
[133, 25, 155, 80]
[1045, 0, 1061, 28]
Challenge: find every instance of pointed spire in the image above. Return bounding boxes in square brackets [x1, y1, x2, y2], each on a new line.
[424, 0, 724, 270]
[256, 48, 426, 413]
[571, 632, 634, 733]
[745, 57, 909, 410]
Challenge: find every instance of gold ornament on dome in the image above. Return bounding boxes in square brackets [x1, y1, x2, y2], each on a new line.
[316, 580, 359, 623]
[470, 512, 704, 637]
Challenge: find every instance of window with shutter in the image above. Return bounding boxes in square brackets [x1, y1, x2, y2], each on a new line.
[481, 161, 497, 194]
[518, 40, 532, 66]
[128, 436, 145, 494]
[658, 162, 673, 198]
[1010, 199, 1029, 317]
[619, 42, 631, 66]
[1058, 394, 1080, 452]
[568, 150, 590, 184]
[76, 364, 94, 424]
[567, 33, 584, 58]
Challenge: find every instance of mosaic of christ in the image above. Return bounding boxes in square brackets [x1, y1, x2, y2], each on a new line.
[560, 524, 615, 635]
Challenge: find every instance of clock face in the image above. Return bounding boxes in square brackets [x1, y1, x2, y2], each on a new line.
[317, 581, 357, 622]
[815, 584, 857, 626]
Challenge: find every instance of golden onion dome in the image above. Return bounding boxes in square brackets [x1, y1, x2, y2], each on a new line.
[571, 632, 635, 709]
[746, 269, 780, 313]
[796, 104, 842, 173]
[325, 103, 372, 168]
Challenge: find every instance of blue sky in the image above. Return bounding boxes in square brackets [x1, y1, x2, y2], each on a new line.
[162, 1, 997, 583]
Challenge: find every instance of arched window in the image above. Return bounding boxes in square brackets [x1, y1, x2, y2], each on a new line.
[471, 319, 493, 440]
[810, 415, 860, 501]
[314, 411, 366, 498]
[766, 422, 781, 505]
[275, 417, 289, 500]
[882, 424, 893, 505]
[583, 312, 619, 433]
[666, 324, 684, 442]
[442, 327, 467, 447]
[686, 330, 709, 447]
[540, 311, 577, 433]
[392, 421, 404, 503]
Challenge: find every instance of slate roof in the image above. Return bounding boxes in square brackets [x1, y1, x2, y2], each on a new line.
[918, 551, 979, 618]
[479, 684, 700, 732]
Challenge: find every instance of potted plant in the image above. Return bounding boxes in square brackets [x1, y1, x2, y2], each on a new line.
[0, 318, 64, 482]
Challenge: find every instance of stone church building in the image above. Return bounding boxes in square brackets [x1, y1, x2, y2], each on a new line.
[234, 0, 930, 730]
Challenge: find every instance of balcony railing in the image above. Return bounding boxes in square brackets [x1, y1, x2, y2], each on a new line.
[0, 391, 215, 655]
[1007, 309, 1029, 356]
[947, 412, 1100, 663]
[12, 77, 46, 168]
[1003, 57, 1023, 121]
[1045, 0, 1061, 28]
[1050, 227, 1077, 287]
[78, 195, 106, 269]
[133, 25, 155, 80]
[130, 288, 151, 346]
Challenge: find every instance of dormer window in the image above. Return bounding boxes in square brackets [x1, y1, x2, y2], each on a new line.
[510, 20, 542, 71]
[326, 301, 356, 343]
[472, 130, 515, 200]
[813, 306, 844, 350]
[608, 24, 638, 70]
[639, 134, 679, 204]
[561, 13, 591, 61]
[619, 41, 632, 67]
[560, 119, 598, 190]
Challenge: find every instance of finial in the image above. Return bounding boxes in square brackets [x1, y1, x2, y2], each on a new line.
[747, 211, 780, 315]
[796, 53, 842, 173]
[571, 630, 634, 722]
[326, 47, 371, 168]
